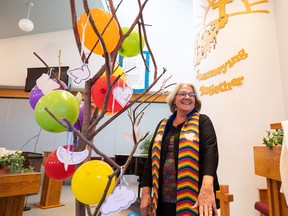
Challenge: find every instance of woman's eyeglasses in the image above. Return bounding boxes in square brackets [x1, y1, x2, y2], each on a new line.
[177, 91, 197, 98]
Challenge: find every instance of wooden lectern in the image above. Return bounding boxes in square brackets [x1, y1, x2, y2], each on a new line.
[0, 172, 41, 216]
[254, 145, 288, 216]
[34, 151, 64, 209]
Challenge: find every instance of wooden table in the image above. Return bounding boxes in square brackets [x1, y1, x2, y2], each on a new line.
[0, 172, 41, 216]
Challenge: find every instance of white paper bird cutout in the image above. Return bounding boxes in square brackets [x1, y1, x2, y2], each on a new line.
[67, 63, 91, 85]
[36, 73, 60, 94]
[184, 132, 197, 141]
[56, 146, 89, 171]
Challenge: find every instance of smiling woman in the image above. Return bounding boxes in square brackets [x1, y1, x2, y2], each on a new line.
[140, 82, 220, 216]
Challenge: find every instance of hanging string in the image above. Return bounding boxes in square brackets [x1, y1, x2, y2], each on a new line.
[74, 135, 79, 148]
[66, 128, 70, 153]
[119, 166, 123, 188]
[70, 127, 74, 150]
[104, 0, 111, 12]
[119, 166, 129, 189]
[47, 67, 54, 79]
[111, 76, 124, 114]
[65, 126, 75, 153]
[80, 12, 91, 63]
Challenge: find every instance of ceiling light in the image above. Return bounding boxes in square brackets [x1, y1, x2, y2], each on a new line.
[18, 2, 34, 32]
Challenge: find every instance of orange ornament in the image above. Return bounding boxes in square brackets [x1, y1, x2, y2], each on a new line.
[77, 8, 120, 55]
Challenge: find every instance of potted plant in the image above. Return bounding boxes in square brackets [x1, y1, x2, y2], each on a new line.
[139, 134, 153, 154]
[0, 151, 34, 174]
[0, 151, 41, 214]
[262, 128, 283, 148]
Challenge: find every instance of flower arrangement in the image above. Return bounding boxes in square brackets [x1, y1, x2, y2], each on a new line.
[262, 128, 284, 148]
[0, 150, 34, 174]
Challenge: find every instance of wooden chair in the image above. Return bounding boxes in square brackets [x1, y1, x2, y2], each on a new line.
[216, 184, 234, 216]
[254, 188, 269, 216]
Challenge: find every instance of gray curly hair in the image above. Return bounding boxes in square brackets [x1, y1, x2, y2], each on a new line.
[166, 83, 202, 113]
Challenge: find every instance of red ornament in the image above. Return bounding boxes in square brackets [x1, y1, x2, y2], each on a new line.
[44, 145, 75, 180]
[92, 75, 128, 113]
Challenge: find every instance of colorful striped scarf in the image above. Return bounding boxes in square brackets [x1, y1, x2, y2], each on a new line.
[151, 112, 200, 215]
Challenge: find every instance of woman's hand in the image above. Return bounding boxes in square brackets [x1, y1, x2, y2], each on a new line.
[140, 186, 152, 216]
[192, 175, 218, 216]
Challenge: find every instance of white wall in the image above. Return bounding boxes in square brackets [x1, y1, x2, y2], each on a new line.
[0, 29, 105, 90]
[0, 0, 287, 215]
[191, 1, 286, 215]
[274, 1, 288, 119]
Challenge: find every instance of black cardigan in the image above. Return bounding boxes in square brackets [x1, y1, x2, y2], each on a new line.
[141, 113, 220, 207]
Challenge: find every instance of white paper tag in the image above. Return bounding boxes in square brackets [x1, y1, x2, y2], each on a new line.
[100, 185, 136, 215]
[36, 73, 60, 94]
[112, 86, 133, 107]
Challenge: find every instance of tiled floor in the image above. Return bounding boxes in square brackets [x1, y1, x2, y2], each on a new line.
[23, 183, 141, 216]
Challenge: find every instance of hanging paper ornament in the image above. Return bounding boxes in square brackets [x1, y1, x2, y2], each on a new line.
[67, 64, 91, 85]
[36, 73, 60, 94]
[100, 185, 137, 215]
[56, 145, 89, 170]
[91, 76, 130, 113]
[112, 86, 133, 108]
[29, 78, 67, 109]
[44, 145, 76, 181]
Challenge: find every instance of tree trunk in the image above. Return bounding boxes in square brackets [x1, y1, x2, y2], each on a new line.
[75, 199, 86, 216]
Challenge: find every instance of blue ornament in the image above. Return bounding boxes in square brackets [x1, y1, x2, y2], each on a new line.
[127, 212, 139, 216]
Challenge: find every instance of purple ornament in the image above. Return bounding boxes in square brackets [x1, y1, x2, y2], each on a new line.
[74, 102, 93, 131]
[74, 102, 84, 130]
[29, 79, 67, 109]
[29, 85, 44, 109]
